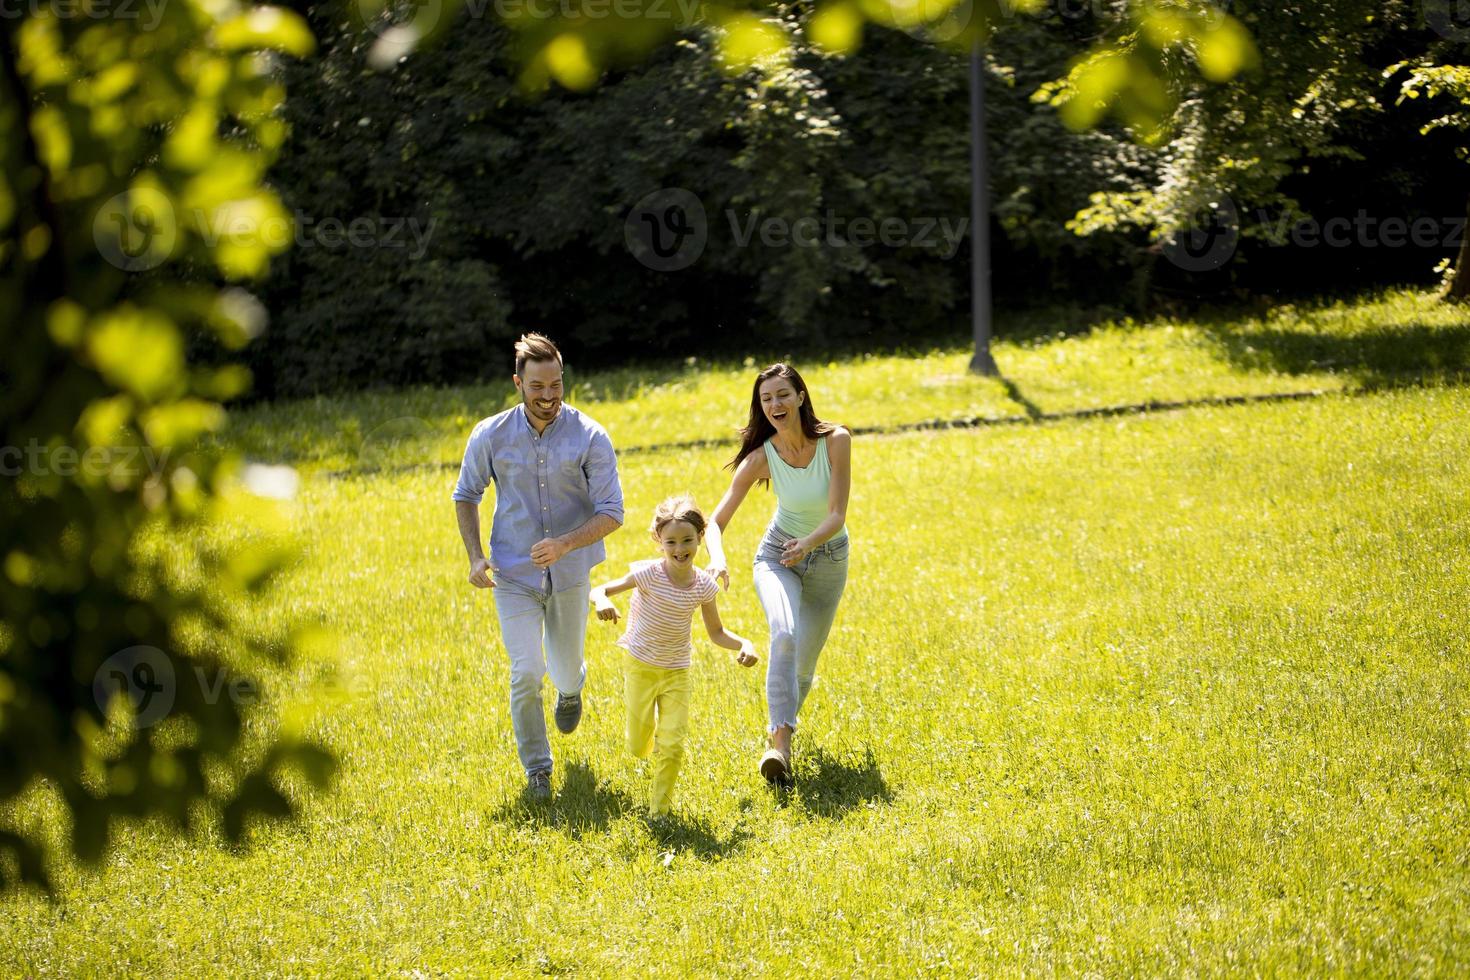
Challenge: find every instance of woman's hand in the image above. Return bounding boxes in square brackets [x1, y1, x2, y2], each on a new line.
[780, 537, 811, 567]
[736, 639, 758, 667]
[706, 560, 730, 591]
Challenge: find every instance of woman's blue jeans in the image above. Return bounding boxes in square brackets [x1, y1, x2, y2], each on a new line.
[751, 524, 849, 733]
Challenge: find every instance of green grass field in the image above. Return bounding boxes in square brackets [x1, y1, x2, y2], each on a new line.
[4, 290, 1470, 974]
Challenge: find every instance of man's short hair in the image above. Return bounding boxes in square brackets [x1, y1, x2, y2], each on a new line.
[514, 332, 563, 378]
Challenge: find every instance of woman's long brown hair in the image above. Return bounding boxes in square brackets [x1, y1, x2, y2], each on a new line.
[727, 363, 834, 480]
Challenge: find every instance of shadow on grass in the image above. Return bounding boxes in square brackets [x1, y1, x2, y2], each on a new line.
[779, 744, 893, 819]
[1202, 319, 1470, 388]
[996, 375, 1044, 420]
[491, 761, 635, 839]
[643, 808, 754, 861]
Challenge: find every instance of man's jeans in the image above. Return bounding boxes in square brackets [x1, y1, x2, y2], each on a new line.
[492, 576, 590, 776]
[751, 524, 850, 733]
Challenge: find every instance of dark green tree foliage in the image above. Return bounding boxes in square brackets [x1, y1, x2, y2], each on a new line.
[1, 8, 334, 892]
[1061, 1, 1466, 297]
[254, 6, 1174, 395]
[1386, 26, 1470, 299]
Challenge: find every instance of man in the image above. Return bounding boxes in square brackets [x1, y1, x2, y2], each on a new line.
[453, 333, 624, 800]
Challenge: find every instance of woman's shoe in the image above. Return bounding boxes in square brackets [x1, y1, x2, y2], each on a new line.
[759, 747, 792, 788]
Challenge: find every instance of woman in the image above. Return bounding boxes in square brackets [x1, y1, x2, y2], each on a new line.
[705, 363, 851, 787]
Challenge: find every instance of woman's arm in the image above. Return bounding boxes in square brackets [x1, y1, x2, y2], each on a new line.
[700, 599, 758, 666]
[704, 452, 768, 589]
[782, 428, 852, 565]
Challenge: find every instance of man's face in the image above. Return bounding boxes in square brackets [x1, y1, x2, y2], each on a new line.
[515, 358, 564, 424]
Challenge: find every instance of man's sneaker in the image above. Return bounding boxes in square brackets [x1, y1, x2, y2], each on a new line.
[525, 771, 552, 801]
[554, 692, 583, 734]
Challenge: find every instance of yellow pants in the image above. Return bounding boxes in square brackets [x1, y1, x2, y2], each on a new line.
[623, 654, 691, 817]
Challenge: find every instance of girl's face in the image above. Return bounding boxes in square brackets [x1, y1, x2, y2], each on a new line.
[655, 519, 702, 568]
[759, 376, 804, 431]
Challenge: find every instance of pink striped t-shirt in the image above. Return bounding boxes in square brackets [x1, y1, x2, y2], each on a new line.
[616, 560, 720, 669]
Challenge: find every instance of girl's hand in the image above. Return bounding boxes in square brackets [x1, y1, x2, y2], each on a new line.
[736, 640, 758, 667]
[707, 560, 730, 591]
[591, 593, 619, 623]
[780, 537, 811, 567]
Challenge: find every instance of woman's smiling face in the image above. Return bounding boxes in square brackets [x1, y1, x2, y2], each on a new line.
[759, 376, 804, 430]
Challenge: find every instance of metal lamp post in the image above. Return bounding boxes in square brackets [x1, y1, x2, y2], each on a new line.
[967, 42, 999, 376]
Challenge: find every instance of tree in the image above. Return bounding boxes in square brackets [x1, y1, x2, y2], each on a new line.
[1055, 2, 1468, 301]
[1387, 57, 1470, 300]
[1, 5, 334, 892]
[352, 0, 1259, 374]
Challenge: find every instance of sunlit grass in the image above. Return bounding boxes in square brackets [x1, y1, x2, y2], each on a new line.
[4, 369, 1469, 972]
[220, 288, 1470, 473]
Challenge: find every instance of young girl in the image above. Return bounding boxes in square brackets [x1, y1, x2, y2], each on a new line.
[590, 494, 758, 818]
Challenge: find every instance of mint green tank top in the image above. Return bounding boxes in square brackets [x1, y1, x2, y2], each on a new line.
[762, 436, 847, 542]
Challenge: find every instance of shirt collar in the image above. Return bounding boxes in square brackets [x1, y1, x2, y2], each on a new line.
[518, 402, 565, 437]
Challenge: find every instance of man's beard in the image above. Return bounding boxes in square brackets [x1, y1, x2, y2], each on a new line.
[523, 392, 561, 421]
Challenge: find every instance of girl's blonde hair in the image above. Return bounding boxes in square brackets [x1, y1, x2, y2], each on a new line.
[650, 494, 707, 536]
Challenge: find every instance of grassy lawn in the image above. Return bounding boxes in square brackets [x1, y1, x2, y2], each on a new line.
[220, 288, 1470, 472]
[4, 292, 1470, 974]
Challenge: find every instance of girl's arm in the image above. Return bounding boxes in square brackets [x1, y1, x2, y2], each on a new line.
[782, 427, 852, 566]
[589, 569, 637, 623]
[700, 599, 758, 667]
[705, 452, 768, 590]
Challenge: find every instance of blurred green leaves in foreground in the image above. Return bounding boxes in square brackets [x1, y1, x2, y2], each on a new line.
[362, 0, 1258, 138]
[1, 4, 332, 893]
[0, 0, 1254, 892]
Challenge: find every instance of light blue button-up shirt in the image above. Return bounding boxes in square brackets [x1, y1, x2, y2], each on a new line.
[452, 404, 624, 593]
